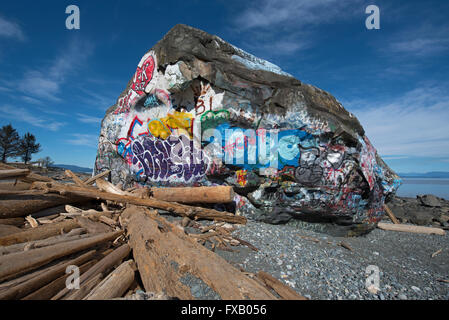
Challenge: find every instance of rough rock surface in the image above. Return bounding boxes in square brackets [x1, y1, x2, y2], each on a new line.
[95, 24, 401, 234]
[386, 195, 449, 227]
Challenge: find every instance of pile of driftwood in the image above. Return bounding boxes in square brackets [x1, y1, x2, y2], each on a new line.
[0, 163, 306, 300]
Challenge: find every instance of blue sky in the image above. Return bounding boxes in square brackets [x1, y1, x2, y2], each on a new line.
[0, 0, 448, 173]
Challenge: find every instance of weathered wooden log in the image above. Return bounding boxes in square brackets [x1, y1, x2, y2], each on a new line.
[0, 232, 90, 256]
[75, 217, 113, 234]
[22, 260, 97, 300]
[0, 220, 79, 246]
[0, 250, 96, 300]
[384, 204, 400, 224]
[52, 243, 130, 300]
[256, 271, 307, 300]
[95, 178, 130, 196]
[124, 206, 275, 300]
[84, 260, 136, 300]
[0, 169, 30, 180]
[0, 231, 122, 282]
[64, 170, 86, 186]
[150, 186, 235, 204]
[0, 181, 31, 191]
[0, 163, 53, 183]
[377, 222, 445, 235]
[0, 224, 22, 237]
[84, 170, 110, 185]
[0, 217, 25, 227]
[64, 273, 103, 300]
[32, 182, 246, 224]
[0, 193, 86, 219]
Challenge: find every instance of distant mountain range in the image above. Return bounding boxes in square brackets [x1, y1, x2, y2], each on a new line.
[398, 172, 449, 179]
[51, 164, 93, 174]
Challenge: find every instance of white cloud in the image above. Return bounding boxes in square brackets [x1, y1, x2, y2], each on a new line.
[344, 85, 449, 158]
[66, 134, 98, 148]
[77, 113, 102, 124]
[231, 0, 361, 57]
[0, 16, 25, 41]
[385, 25, 449, 57]
[5, 38, 93, 103]
[0, 105, 65, 131]
[234, 0, 360, 30]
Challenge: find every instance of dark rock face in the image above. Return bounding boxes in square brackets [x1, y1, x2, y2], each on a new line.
[417, 194, 441, 207]
[95, 24, 401, 233]
[386, 195, 449, 227]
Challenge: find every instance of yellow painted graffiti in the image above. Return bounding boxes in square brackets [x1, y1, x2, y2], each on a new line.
[148, 111, 194, 139]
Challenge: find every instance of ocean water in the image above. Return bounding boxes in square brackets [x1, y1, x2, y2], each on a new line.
[396, 178, 449, 200]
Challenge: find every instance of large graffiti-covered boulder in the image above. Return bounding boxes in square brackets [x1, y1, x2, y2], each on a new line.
[95, 24, 401, 234]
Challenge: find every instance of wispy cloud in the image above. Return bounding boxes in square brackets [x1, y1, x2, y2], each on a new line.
[386, 25, 449, 57]
[344, 84, 449, 158]
[0, 105, 65, 131]
[66, 134, 98, 148]
[5, 37, 94, 103]
[77, 113, 103, 124]
[234, 0, 360, 30]
[0, 16, 25, 41]
[231, 0, 361, 57]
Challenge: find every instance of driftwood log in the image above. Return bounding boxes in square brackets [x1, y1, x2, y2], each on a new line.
[0, 220, 80, 246]
[0, 231, 90, 256]
[0, 250, 97, 300]
[52, 243, 130, 300]
[32, 182, 246, 224]
[124, 206, 276, 300]
[0, 193, 86, 219]
[0, 231, 122, 282]
[22, 260, 97, 300]
[0, 169, 30, 180]
[84, 259, 136, 300]
[256, 271, 307, 300]
[377, 222, 445, 235]
[150, 186, 234, 204]
[0, 217, 25, 226]
[84, 170, 110, 185]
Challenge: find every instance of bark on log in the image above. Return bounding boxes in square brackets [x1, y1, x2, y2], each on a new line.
[75, 217, 113, 234]
[377, 222, 446, 235]
[150, 186, 235, 204]
[124, 206, 275, 300]
[0, 231, 122, 282]
[52, 243, 130, 300]
[0, 193, 86, 219]
[64, 273, 103, 300]
[0, 181, 31, 191]
[256, 271, 307, 300]
[84, 259, 136, 300]
[32, 182, 246, 224]
[0, 220, 79, 246]
[0, 217, 25, 227]
[22, 260, 97, 300]
[0, 232, 91, 256]
[0, 224, 22, 237]
[0, 250, 96, 300]
[0, 169, 30, 180]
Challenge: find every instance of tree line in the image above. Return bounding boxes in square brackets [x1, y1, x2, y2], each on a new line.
[0, 124, 42, 164]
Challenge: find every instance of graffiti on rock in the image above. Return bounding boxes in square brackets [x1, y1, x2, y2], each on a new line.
[114, 52, 156, 114]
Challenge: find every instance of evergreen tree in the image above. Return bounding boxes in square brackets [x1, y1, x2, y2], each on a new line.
[0, 124, 20, 163]
[18, 133, 41, 164]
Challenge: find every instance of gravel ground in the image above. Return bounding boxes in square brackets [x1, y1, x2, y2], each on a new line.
[169, 215, 449, 300]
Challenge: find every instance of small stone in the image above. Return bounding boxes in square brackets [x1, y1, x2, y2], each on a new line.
[398, 294, 407, 300]
[411, 286, 421, 293]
